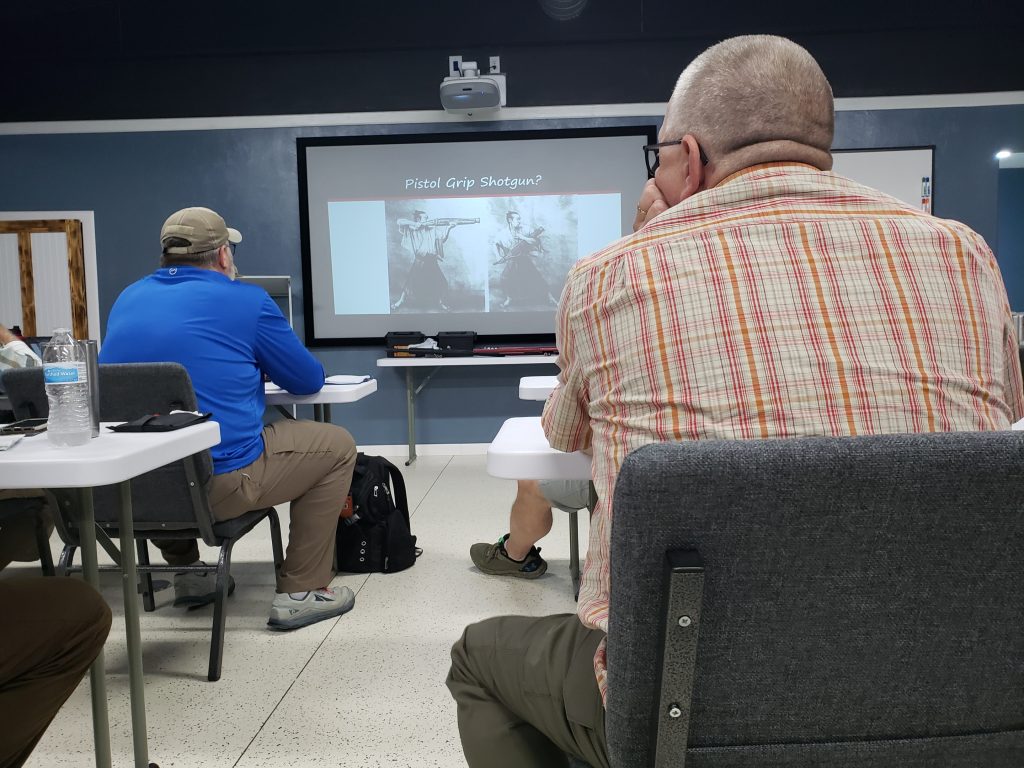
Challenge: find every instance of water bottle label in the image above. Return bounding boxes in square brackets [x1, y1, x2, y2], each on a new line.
[43, 362, 86, 385]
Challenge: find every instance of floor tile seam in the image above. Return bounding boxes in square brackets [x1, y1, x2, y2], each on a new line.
[232, 575, 370, 766]
[407, 455, 453, 520]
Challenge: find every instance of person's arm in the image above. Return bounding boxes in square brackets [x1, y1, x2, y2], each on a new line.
[442, 225, 455, 243]
[541, 274, 592, 452]
[977, 242, 1024, 423]
[0, 324, 41, 370]
[253, 294, 325, 395]
[1004, 324, 1024, 422]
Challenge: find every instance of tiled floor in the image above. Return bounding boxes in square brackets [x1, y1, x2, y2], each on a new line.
[5, 453, 588, 768]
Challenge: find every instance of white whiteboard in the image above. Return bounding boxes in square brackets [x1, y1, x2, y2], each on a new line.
[832, 147, 933, 212]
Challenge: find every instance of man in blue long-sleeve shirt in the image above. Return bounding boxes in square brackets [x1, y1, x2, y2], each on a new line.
[101, 207, 357, 631]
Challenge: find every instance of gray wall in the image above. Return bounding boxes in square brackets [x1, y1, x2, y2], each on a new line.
[1, 104, 1021, 445]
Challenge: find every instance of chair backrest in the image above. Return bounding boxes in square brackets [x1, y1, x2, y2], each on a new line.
[2, 363, 218, 541]
[1, 366, 48, 419]
[607, 433, 1024, 768]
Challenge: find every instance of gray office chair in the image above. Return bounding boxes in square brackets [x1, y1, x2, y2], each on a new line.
[2, 363, 285, 682]
[1, 366, 48, 419]
[605, 433, 1024, 768]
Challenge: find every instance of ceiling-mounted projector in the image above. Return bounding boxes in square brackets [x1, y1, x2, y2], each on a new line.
[440, 58, 507, 115]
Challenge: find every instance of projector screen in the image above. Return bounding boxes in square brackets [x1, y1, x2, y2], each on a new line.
[298, 127, 656, 344]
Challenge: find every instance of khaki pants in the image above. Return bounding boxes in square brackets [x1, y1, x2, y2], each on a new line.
[447, 613, 609, 768]
[155, 420, 357, 593]
[0, 578, 111, 768]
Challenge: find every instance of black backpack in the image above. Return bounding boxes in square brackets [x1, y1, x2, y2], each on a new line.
[336, 454, 420, 573]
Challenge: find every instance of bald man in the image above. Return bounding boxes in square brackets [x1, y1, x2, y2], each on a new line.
[448, 35, 1023, 767]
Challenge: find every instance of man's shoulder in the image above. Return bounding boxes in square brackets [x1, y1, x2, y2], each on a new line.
[568, 229, 652, 281]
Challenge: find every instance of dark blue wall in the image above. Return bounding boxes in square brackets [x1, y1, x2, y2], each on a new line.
[998, 168, 1024, 310]
[1, 104, 1021, 444]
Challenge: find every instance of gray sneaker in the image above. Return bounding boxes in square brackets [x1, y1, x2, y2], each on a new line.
[173, 565, 235, 609]
[470, 534, 548, 579]
[267, 586, 356, 631]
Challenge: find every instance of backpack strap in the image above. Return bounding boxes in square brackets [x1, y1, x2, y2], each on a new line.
[376, 456, 410, 524]
[375, 456, 422, 559]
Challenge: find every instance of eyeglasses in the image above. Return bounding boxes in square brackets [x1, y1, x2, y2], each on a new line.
[227, 242, 237, 256]
[643, 139, 710, 179]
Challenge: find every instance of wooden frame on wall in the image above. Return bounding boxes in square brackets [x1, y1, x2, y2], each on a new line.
[0, 218, 87, 339]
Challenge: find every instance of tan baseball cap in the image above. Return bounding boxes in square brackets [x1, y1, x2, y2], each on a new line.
[160, 207, 242, 254]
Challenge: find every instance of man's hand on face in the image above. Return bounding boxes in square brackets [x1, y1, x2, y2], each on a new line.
[632, 178, 670, 232]
[0, 324, 16, 345]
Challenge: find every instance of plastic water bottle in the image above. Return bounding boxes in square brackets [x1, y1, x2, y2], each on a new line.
[43, 328, 92, 447]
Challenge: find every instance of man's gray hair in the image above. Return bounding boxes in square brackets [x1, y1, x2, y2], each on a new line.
[664, 35, 834, 170]
[160, 237, 220, 268]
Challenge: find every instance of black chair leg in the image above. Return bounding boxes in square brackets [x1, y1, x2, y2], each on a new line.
[33, 512, 55, 577]
[137, 539, 156, 612]
[208, 540, 235, 682]
[58, 545, 76, 577]
[267, 509, 285, 573]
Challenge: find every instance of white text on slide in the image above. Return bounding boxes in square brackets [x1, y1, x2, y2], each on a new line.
[404, 174, 544, 192]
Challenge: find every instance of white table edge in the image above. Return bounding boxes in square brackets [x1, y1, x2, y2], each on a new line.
[0, 421, 221, 489]
[264, 378, 377, 405]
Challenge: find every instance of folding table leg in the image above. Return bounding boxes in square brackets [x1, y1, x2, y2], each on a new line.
[77, 488, 112, 768]
[117, 480, 155, 768]
[568, 509, 580, 600]
[405, 368, 417, 465]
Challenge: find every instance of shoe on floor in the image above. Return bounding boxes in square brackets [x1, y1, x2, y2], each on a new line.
[267, 586, 356, 631]
[173, 565, 236, 609]
[470, 534, 548, 579]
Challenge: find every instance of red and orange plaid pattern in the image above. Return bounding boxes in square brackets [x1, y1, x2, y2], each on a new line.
[542, 162, 1024, 701]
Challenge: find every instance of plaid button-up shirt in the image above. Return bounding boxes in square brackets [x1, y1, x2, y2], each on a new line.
[542, 163, 1024, 702]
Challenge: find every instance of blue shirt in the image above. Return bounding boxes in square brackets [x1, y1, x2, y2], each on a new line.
[100, 267, 325, 473]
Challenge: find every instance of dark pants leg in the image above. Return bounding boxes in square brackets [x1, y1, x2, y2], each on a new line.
[447, 613, 609, 768]
[0, 497, 54, 571]
[151, 538, 199, 567]
[0, 578, 111, 768]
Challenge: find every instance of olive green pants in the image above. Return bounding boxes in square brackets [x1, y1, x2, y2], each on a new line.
[0, 578, 111, 768]
[447, 613, 609, 768]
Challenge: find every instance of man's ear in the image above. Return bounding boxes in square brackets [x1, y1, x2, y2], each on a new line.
[217, 244, 231, 272]
[681, 134, 705, 199]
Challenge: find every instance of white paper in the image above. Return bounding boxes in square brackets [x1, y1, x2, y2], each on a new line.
[0, 435, 23, 451]
[1012, 418, 1024, 431]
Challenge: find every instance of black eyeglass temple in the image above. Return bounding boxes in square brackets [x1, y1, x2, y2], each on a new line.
[645, 141, 709, 177]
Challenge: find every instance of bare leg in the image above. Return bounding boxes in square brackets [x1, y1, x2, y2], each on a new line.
[504, 480, 553, 561]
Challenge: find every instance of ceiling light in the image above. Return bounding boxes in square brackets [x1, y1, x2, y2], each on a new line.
[995, 149, 1012, 159]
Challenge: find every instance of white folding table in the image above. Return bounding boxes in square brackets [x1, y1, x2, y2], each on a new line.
[264, 378, 377, 423]
[0, 421, 221, 768]
[487, 416, 593, 596]
[519, 375, 559, 401]
[376, 356, 558, 465]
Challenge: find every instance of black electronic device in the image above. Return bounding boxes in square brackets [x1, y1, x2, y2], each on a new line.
[437, 331, 476, 354]
[385, 331, 428, 358]
[0, 417, 48, 435]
